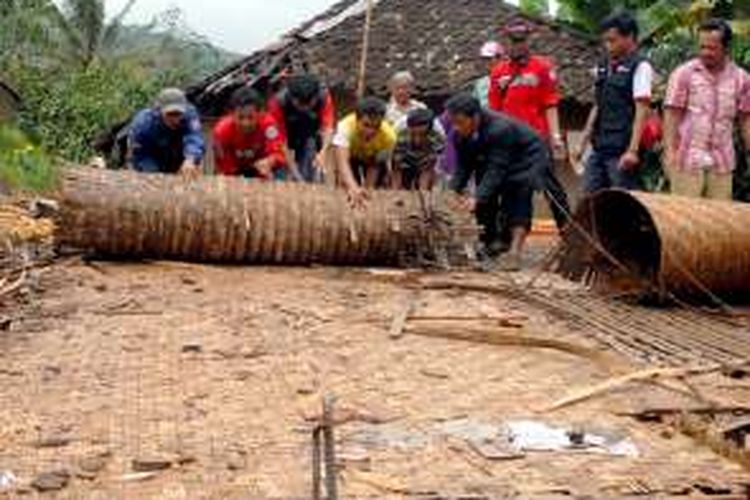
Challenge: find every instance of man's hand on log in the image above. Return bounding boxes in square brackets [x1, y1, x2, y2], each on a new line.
[314, 151, 327, 174]
[254, 158, 275, 180]
[179, 160, 202, 180]
[449, 193, 475, 213]
[347, 185, 370, 210]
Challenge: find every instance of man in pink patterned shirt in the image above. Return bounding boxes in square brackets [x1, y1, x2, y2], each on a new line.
[664, 19, 750, 200]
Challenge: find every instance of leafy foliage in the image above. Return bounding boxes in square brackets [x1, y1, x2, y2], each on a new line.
[10, 61, 176, 162]
[520, 0, 551, 17]
[0, 0, 237, 170]
[0, 125, 58, 194]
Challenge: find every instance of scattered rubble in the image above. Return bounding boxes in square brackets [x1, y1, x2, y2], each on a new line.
[31, 470, 70, 492]
[131, 455, 174, 473]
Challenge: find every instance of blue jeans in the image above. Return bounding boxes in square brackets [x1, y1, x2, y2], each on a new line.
[133, 156, 181, 174]
[583, 150, 640, 193]
[293, 138, 323, 183]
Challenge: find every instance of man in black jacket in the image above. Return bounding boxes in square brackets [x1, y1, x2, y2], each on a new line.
[446, 93, 549, 271]
[571, 11, 654, 193]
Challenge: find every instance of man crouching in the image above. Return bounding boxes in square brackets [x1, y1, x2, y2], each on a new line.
[445, 93, 549, 271]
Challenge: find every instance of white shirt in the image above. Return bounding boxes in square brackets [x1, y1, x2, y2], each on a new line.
[632, 61, 654, 101]
[386, 98, 427, 131]
[385, 98, 446, 138]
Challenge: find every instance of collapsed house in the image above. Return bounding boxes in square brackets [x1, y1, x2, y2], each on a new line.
[96, 0, 601, 206]
[186, 0, 600, 127]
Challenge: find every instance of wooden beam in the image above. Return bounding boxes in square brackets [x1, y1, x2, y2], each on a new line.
[356, 0, 375, 99]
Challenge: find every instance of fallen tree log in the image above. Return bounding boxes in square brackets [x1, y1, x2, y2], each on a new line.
[55, 168, 478, 266]
[557, 190, 750, 301]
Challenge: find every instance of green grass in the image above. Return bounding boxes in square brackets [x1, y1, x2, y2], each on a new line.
[0, 124, 59, 194]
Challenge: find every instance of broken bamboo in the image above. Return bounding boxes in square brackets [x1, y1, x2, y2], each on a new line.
[405, 323, 621, 371]
[546, 362, 750, 412]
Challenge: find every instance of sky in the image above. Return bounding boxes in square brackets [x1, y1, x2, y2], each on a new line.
[106, 0, 342, 54]
[107, 0, 530, 55]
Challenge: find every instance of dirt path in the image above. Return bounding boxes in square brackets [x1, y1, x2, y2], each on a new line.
[0, 261, 748, 498]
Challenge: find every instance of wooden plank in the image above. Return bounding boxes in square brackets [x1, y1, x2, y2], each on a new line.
[389, 292, 418, 340]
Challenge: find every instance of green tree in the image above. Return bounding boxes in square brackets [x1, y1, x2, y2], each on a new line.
[12, 61, 171, 161]
[0, 0, 57, 69]
[50, 0, 138, 69]
[520, 0, 551, 17]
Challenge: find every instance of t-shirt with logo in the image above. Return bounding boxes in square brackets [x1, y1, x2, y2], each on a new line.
[212, 112, 286, 176]
[488, 55, 560, 138]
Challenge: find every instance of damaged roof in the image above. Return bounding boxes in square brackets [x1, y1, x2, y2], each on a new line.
[189, 0, 601, 116]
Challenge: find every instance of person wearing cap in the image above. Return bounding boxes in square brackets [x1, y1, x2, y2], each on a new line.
[392, 108, 446, 190]
[488, 18, 571, 231]
[571, 11, 654, 193]
[473, 41, 504, 108]
[446, 93, 550, 271]
[267, 74, 336, 183]
[127, 88, 205, 176]
[213, 86, 287, 180]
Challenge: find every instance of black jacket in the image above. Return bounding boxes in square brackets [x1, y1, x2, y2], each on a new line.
[593, 52, 648, 155]
[450, 110, 548, 203]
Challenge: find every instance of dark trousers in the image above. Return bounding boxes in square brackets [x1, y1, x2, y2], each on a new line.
[476, 175, 533, 246]
[133, 144, 183, 174]
[584, 150, 640, 193]
[541, 160, 571, 230]
[292, 138, 323, 183]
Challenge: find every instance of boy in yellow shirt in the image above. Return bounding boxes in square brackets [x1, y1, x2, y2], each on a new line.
[333, 97, 396, 205]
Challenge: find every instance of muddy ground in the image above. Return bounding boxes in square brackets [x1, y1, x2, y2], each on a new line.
[1, 257, 749, 498]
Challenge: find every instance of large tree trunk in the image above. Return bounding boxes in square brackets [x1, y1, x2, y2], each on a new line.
[558, 189, 750, 301]
[55, 168, 477, 266]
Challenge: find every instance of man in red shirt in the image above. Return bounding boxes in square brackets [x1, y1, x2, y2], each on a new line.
[488, 19, 571, 230]
[267, 74, 336, 183]
[213, 86, 287, 180]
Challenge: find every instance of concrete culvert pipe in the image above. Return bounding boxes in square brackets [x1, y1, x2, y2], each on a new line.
[55, 168, 478, 266]
[558, 189, 750, 301]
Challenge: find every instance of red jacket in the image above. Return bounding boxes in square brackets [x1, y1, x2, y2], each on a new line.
[488, 55, 560, 138]
[267, 90, 336, 140]
[213, 113, 286, 177]
[640, 113, 663, 151]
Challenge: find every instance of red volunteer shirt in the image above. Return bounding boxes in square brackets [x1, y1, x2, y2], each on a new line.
[213, 113, 286, 177]
[267, 90, 336, 139]
[488, 55, 560, 138]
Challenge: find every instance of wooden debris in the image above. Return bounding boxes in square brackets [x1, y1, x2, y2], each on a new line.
[406, 324, 620, 371]
[31, 470, 70, 492]
[547, 362, 749, 412]
[408, 315, 527, 328]
[389, 292, 418, 339]
[344, 470, 421, 495]
[616, 406, 750, 420]
[677, 414, 750, 471]
[445, 440, 497, 477]
[131, 454, 174, 472]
